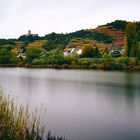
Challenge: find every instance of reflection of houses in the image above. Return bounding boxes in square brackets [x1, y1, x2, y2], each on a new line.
[64, 48, 82, 56]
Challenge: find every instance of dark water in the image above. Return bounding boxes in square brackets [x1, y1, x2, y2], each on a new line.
[0, 68, 140, 140]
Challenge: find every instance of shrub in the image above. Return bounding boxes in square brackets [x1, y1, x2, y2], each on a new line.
[32, 58, 48, 65]
[99, 58, 117, 70]
[77, 58, 94, 68]
[116, 57, 130, 66]
[89, 63, 97, 69]
[128, 57, 137, 67]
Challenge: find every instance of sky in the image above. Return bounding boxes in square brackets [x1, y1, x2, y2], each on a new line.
[0, 0, 140, 38]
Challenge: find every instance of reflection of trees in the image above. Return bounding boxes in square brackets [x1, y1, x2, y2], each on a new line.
[125, 72, 135, 104]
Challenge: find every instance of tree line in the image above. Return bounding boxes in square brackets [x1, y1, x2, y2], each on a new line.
[125, 22, 140, 59]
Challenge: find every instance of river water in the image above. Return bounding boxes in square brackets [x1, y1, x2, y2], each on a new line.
[0, 68, 140, 140]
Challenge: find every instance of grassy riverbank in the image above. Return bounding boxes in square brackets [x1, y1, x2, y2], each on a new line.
[0, 57, 140, 71]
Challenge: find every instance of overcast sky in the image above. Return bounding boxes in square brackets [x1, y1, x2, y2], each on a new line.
[0, 0, 140, 38]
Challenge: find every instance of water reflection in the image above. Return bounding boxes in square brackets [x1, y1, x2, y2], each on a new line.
[0, 68, 140, 140]
[124, 73, 136, 103]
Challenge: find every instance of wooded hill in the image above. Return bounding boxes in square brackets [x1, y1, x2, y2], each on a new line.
[0, 20, 140, 52]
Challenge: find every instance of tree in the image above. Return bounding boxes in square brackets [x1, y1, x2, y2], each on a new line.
[81, 44, 95, 58]
[94, 47, 101, 58]
[81, 45, 101, 58]
[46, 49, 64, 64]
[26, 46, 45, 61]
[125, 22, 138, 57]
[0, 48, 12, 64]
[137, 42, 140, 59]
[107, 20, 128, 31]
[136, 36, 140, 58]
[18, 35, 39, 43]
[137, 30, 140, 41]
[102, 48, 111, 58]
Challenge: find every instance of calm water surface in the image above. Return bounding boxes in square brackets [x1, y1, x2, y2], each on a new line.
[0, 68, 140, 140]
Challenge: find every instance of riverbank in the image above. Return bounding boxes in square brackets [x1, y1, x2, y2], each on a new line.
[0, 57, 140, 71]
[1, 64, 140, 71]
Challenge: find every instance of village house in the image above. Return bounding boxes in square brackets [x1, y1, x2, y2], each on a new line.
[73, 48, 82, 55]
[17, 53, 27, 59]
[64, 48, 82, 56]
[111, 50, 121, 57]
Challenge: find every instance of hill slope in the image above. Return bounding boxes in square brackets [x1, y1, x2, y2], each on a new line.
[1, 20, 140, 53]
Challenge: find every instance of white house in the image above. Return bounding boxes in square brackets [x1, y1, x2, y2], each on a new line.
[64, 48, 82, 56]
[17, 53, 26, 59]
[74, 48, 82, 55]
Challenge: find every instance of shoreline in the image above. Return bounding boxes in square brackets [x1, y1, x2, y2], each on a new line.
[0, 64, 140, 71]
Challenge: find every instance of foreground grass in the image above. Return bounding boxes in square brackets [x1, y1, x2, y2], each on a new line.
[0, 89, 67, 140]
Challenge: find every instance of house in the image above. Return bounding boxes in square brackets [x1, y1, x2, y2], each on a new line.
[64, 48, 82, 56]
[111, 50, 121, 57]
[110, 46, 125, 57]
[17, 53, 26, 59]
[120, 48, 125, 55]
[64, 48, 75, 56]
[73, 48, 82, 55]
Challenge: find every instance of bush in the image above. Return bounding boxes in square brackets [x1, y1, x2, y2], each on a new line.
[63, 57, 74, 65]
[128, 57, 137, 67]
[116, 57, 130, 68]
[77, 58, 94, 68]
[117, 57, 129, 64]
[89, 63, 97, 69]
[99, 58, 117, 70]
[32, 58, 48, 65]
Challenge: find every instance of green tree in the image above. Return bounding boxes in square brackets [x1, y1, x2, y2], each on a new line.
[0, 48, 12, 64]
[94, 47, 101, 58]
[107, 20, 128, 31]
[81, 44, 94, 58]
[46, 49, 64, 64]
[137, 30, 140, 41]
[26, 46, 45, 61]
[136, 30, 140, 59]
[137, 42, 140, 59]
[102, 48, 111, 58]
[125, 22, 138, 57]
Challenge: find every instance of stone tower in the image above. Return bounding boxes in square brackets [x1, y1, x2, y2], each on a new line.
[28, 30, 31, 35]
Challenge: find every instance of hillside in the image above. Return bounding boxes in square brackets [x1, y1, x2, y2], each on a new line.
[1, 20, 140, 53]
